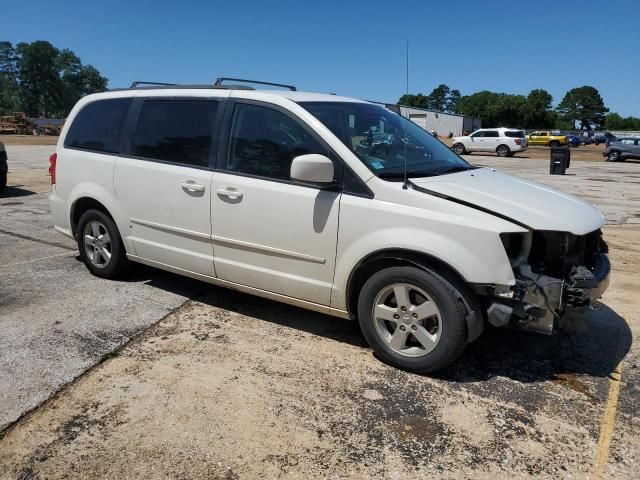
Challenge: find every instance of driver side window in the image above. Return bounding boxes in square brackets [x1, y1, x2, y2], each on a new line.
[226, 103, 327, 181]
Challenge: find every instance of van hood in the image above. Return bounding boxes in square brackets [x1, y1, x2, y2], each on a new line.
[411, 167, 604, 235]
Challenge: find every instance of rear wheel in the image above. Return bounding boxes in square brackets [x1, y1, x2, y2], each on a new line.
[357, 266, 469, 373]
[496, 144, 510, 157]
[607, 150, 620, 162]
[549, 141, 560, 148]
[77, 209, 131, 278]
[452, 143, 466, 155]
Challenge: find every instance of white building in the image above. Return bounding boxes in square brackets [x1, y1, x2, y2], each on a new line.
[382, 104, 481, 136]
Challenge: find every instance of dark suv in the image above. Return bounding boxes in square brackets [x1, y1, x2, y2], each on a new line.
[603, 138, 640, 162]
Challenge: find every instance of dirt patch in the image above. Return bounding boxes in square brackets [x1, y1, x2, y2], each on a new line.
[0, 135, 58, 146]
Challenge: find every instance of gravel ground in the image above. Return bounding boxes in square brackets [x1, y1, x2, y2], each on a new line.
[0, 146, 638, 478]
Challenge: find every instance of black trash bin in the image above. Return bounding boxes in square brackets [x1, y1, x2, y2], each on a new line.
[550, 146, 570, 175]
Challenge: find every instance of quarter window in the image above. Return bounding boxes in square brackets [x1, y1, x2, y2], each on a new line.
[226, 103, 327, 181]
[132, 99, 218, 167]
[64, 98, 131, 153]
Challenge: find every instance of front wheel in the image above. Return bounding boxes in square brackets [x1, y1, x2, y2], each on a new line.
[77, 209, 131, 279]
[607, 151, 620, 162]
[357, 267, 468, 373]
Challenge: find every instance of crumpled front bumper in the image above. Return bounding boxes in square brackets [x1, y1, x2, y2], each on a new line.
[487, 253, 611, 334]
[565, 254, 611, 307]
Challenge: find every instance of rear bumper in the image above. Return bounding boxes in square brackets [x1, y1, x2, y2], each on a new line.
[49, 191, 73, 238]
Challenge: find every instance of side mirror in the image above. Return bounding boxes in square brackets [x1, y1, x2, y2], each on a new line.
[290, 154, 335, 185]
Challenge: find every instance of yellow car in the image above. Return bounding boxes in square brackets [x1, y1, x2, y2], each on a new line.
[526, 131, 568, 147]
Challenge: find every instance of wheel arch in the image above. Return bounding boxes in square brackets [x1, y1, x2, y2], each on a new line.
[346, 248, 484, 342]
[70, 196, 115, 239]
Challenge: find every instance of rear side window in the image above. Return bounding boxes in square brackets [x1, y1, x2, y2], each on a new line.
[64, 98, 132, 153]
[504, 130, 525, 138]
[226, 103, 328, 181]
[132, 99, 219, 167]
[483, 131, 499, 137]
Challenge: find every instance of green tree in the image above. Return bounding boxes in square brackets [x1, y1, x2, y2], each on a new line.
[398, 93, 428, 108]
[399, 85, 461, 113]
[0, 40, 108, 117]
[0, 41, 22, 114]
[523, 89, 555, 128]
[456, 91, 529, 128]
[556, 86, 608, 130]
[425, 84, 449, 111]
[16, 41, 64, 117]
[604, 113, 640, 131]
[446, 89, 461, 113]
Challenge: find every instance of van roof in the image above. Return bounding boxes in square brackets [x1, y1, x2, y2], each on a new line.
[106, 85, 367, 104]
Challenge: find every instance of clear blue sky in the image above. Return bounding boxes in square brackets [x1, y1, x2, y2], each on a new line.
[4, 0, 640, 116]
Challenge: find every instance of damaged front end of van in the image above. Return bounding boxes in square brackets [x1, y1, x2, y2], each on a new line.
[485, 229, 610, 334]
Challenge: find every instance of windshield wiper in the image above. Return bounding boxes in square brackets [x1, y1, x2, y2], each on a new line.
[377, 170, 438, 179]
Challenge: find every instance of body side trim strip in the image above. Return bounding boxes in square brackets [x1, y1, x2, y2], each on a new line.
[211, 235, 326, 264]
[130, 218, 211, 240]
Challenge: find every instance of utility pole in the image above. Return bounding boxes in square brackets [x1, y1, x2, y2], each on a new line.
[406, 40, 409, 95]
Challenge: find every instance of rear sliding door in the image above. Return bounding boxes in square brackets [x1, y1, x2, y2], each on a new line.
[114, 96, 222, 276]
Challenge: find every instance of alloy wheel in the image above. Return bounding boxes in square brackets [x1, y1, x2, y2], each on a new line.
[372, 283, 442, 357]
[83, 220, 112, 268]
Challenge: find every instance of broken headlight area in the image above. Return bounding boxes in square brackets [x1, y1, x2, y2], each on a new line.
[487, 230, 610, 334]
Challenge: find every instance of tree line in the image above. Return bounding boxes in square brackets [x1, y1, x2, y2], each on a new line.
[0, 40, 107, 118]
[399, 84, 640, 131]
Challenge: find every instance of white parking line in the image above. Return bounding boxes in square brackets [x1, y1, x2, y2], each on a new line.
[0, 250, 78, 268]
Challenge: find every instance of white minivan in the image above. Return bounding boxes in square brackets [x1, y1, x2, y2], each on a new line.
[49, 79, 610, 373]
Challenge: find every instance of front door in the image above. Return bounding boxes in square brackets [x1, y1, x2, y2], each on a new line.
[115, 97, 221, 276]
[211, 101, 340, 305]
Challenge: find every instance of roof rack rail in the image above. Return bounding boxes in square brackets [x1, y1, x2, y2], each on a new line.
[214, 77, 297, 91]
[130, 81, 178, 88]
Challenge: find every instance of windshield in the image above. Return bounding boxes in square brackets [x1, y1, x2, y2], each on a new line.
[299, 102, 472, 179]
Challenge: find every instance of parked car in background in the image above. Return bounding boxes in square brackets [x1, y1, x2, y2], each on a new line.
[603, 138, 640, 161]
[580, 136, 593, 146]
[526, 131, 568, 147]
[451, 128, 527, 157]
[567, 135, 581, 148]
[0, 140, 7, 193]
[49, 81, 609, 373]
[594, 132, 616, 146]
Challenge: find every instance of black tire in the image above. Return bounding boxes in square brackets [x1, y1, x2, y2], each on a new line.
[496, 144, 510, 157]
[549, 141, 560, 148]
[607, 150, 620, 162]
[0, 172, 6, 193]
[77, 209, 131, 279]
[452, 143, 466, 155]
[506, 152, 515, 157]
[357, 266, 469, 374]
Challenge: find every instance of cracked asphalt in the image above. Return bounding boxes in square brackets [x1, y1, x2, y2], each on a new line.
[0, 144, 638, 478]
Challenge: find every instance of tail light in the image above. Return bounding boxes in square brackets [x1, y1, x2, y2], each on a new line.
[49, 153, 57, 184]
[515, 139, 522, 145]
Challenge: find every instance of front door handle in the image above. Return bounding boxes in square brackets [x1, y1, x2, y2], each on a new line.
[216, 188, 243, 200]
[181, 182, 206, 193]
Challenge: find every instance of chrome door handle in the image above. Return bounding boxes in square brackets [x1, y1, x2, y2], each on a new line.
[180, 182, 205, 192]
[216, 188, 243, 199]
